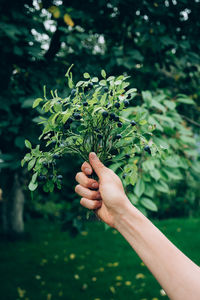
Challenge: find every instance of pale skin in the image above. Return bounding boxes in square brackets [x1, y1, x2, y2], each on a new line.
[75, 152, 200, 300]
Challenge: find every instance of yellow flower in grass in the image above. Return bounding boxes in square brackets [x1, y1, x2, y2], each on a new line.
[92, 277, 97, 282]
[74, 274, 80, 280]
[116, 275, 123, 281]
[116, 282, 122, 286]
[152, 298, 159, 300]
[47, 294, 52, 300]
[58, 291, 63, 297]
[136, 273, 145, 279]
[99, 267, 104, 272]
[17, 287, 26, 298]
[109, 286, 116, 294]
[77, 265, 85, 270]
[81, 231, 88, 236]
[69, 253, 76, 260]
[125, 281, 132, 286]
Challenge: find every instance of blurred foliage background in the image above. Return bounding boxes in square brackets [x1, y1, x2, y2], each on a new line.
[0, 1, 200, 299]
[0, 0, 200, 235]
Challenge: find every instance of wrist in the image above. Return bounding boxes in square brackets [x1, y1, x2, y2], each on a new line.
[114, 197, 145, 231]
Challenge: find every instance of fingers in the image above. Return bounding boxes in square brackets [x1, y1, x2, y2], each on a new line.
[81, 161, 93, 175]
[75, 184, 101, 200]
[75, 172, 99, 189]
[80, 198, 102, 210]
[89, 152, 106, 179]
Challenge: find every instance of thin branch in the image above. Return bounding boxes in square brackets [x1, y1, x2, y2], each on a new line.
[180, 114, 200, 128]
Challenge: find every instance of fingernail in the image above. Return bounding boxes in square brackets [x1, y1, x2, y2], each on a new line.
[85, 168, 91, 174]
[90, 152, 97, 159]
[92, 182, 98, 188]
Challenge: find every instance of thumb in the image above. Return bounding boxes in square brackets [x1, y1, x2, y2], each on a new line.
[89, 152, 106, 179]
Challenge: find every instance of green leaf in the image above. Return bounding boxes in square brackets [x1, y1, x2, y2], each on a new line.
[141, 197, 158, 211]
[28, 181, 38, 191]
[101, 69, 106, 78]
[33, 98, 43, 108]
[127, 193, 138, 205]
[32, 172, 38, 183]
[154, 180, 169, 193]
[177, 98, 195, 105]
[28, 158, 36, 171]
[151, 99, 166, 113]
[142, 91, 152, 106]
[164, 100, 176, 110]
[91, 77, 99, 82]
[134, 178, 145, 198]
[62, 111, 72, 124]
[150, 169, 161, 181]
[25, 139, 32, 149]
[83, 72, 90, 79]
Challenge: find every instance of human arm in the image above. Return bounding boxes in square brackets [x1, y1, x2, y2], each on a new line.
[75, 152, 200, 300]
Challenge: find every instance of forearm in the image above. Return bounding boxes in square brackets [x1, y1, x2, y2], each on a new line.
[115, 199, 200, 300]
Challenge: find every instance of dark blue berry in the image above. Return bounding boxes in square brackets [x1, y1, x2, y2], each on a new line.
[88, 82, 93, 89]
[38, 175, 46, 182]
[97, 134, 103, 139]
[64, 123, 70, 130]
[110, 113, 115, 120]
[131, 120, 136, 126]
[104, 87, 109, 92]
[114, 115, 120, 122]
[125, 154, 130, 159]
[57, 175, 63, 180]
[83, 101, 88, 106]
[102, 111, 108, 118]
[71, 89, 76, 97]
[51, 140, 57, 146]
[115, 134, 122, 140]
[115, 102, 120, 108]
[127, 94, 131, 99]
[53, 154, 61, 159]
[117, 122, 122, 128]
[67, 117, 73, 124]
[144, 145, 151, 154]
[124, 100, 129, 107]
[73, 113, 81, 120]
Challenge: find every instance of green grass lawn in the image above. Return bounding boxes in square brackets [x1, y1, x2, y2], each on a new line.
[0, 217, 200, 300]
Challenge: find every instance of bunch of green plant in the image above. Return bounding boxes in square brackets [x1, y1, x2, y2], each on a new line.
[22, 67, 161, 194]
[112, 90, 200, 215]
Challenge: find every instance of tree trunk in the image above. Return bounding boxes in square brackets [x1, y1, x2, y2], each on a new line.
[2, 172, 25, 235]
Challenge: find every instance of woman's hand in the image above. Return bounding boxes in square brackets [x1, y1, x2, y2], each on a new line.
[75, 152, 131, 227]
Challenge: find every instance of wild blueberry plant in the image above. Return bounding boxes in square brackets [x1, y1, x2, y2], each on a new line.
[22, 66, 161, 194]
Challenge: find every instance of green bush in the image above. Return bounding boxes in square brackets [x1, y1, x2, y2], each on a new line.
[112, 90, 200, 216]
